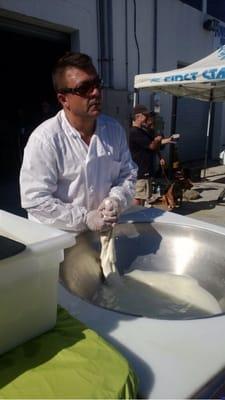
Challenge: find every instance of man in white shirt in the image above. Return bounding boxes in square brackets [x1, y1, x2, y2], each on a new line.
[20, 52, 137, 294]
[20, 52, 136, 234]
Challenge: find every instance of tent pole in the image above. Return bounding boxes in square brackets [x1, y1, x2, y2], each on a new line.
[203, 95, 213, 179]
[168, 95, 178, 179]
[133, 89, 138, 107]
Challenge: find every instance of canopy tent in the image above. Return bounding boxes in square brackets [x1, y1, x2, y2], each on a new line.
[134, 45, 225, 176]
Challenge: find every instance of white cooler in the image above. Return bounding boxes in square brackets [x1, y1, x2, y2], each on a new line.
[0, 210, 75, 355]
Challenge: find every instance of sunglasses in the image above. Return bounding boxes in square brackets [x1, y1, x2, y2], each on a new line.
[58, 76, 103, 96]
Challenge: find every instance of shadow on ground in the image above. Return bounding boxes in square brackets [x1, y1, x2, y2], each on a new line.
[211, 177, 225, 184]
[172, 200, 221, 216]
[195, 186, 220, 192]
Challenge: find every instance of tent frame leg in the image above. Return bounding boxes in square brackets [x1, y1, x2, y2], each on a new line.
[203, 92, 213, 179]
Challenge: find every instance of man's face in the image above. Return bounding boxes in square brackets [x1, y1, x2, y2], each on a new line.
[136, 112, 148, 127]
[138, 113, 149, 128]
[57, 66, 102, 119]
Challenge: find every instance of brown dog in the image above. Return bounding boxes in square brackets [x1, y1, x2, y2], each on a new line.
[162, 170, 193, 211]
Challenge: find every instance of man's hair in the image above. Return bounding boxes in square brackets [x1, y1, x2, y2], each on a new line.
[131, 104, 149, 121]
[52, 52, 96, 92]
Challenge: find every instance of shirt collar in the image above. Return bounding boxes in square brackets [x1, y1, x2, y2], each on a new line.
[61, 109, 105, 138]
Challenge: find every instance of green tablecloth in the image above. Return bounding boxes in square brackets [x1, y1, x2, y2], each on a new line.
[0, 307, 138, 399]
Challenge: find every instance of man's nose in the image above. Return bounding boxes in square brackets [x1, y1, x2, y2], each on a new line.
[93, 85, 102, 94]
[89, 86, 102, 97]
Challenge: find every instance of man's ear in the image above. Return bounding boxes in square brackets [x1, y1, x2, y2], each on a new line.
[57, 93, 68, 108]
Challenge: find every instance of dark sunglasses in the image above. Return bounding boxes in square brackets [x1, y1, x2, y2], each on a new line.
[58, 76, 103, 96]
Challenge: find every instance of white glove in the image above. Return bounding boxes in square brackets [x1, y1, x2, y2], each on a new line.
[98, 197, 121, 223]
[85, 209, 111, 232]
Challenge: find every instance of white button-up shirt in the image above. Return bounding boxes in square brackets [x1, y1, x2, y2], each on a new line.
[20, 110, 137, 234]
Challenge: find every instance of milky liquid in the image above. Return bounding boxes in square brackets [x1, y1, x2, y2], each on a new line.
[92, 270, 222, 320]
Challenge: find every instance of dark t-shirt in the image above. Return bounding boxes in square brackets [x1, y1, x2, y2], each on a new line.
[129, 126, 155, 179]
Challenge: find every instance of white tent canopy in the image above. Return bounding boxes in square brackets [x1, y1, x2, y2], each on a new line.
[134, 46, 225, 102]
[134, 46, 225, 176]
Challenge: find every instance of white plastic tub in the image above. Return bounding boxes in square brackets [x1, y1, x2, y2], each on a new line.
[0, 210, 75, 355]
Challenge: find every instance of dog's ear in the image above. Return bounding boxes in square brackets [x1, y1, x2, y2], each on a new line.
[174, 170, 185, 181]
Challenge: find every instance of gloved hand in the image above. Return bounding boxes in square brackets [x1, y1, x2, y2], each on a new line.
[98, 197, 121, 223]
[85, 209, 111, 232]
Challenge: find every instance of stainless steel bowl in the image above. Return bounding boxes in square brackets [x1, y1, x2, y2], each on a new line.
[114, 222, 225, 285]
[60, 221, 225, 320]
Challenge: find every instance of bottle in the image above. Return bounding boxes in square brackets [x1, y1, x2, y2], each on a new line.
[151, 181, 156, 194]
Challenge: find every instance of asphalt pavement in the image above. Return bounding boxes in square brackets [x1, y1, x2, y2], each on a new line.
[157, 164, 225, 228]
